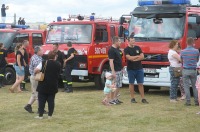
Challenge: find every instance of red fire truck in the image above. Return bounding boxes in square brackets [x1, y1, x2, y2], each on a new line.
[119, 0, 200, 92]
[42, 16, 127, 89]
[0, 24, 46, 85]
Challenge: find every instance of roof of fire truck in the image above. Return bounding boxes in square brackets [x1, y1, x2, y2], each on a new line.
[49, 15, 120, 25]
[0, 23, 44, 33]
[133, 0, 200, 15]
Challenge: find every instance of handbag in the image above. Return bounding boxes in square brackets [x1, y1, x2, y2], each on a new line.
[35, 61, 47, 81]
[173, 67, 182, 77]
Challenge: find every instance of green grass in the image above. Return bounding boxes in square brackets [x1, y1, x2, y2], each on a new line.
[0, 82, 200, 132]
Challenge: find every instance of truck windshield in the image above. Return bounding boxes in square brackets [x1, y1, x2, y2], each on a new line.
[129, 15, 185, 41]
[0, 32, 17, 49]
[46, 24, 92, 44]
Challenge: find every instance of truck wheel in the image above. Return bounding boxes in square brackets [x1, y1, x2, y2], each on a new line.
[134, 85, 149, 93]
[4, 67, 16, 85]
[94, 65, 109, 90]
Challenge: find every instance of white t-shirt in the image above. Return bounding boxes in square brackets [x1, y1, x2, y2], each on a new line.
[168, 49, 182, 67]
[36, 62, 42, 70]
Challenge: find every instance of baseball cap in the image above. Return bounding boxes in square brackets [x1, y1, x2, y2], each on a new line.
[105, 72, 112, 78]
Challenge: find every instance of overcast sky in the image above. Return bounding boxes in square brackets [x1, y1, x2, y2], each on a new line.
[1, 0, 199, 23]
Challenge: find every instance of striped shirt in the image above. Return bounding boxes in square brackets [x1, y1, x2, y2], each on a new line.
[180, 46, 199, 69]
[29, 54, 42, 75]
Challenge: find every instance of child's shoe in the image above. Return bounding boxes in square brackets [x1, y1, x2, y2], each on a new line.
[196, 111, 200, 115]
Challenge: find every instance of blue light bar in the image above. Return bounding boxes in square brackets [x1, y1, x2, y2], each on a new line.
[11, 25, 30, 29]
[138, 0, 190, 6]
[0, 24, 6, 29]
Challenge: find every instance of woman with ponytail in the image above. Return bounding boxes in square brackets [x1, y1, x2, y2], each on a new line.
[9, 43, 26, 93]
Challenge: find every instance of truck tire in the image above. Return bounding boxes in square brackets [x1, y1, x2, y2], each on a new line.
[5, 67, 16, 85]
[134, 85, 149, 93]
[94, 65, 109, 90]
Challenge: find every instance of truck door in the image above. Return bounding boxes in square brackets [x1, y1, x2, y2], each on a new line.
[31, 33, 43, 56]
[92, 24, 109, 72]
[187, 13, 200, 50]
[7, 33, 29, 63]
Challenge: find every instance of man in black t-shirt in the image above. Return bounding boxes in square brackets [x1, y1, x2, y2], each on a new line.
[124, 35, 148, 104]
[108, 36, 123, 104]
[53, 43, 65, 68]
[53, 43, 65, 88]
[0, 43, 8, 88]
[63, 41, 77, 93]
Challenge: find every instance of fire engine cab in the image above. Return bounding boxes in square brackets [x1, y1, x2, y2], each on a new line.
[42, 15, 127, 89]
[0, 24, 46, 85]
[119, 0, 200, 92]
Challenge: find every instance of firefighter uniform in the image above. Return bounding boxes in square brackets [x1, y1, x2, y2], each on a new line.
[63, 48, 77, 93]
[55, 50, 65, 88]
[0, 48, 7, 88]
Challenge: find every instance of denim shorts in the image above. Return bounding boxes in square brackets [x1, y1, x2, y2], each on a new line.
[14, 65, 25, 76]
[127, 69, 144, 84]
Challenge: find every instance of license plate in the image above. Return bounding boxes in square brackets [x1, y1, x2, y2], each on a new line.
[143, 68, 157, 73]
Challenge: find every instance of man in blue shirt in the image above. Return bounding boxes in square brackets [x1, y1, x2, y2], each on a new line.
[180, 37, 199, 106]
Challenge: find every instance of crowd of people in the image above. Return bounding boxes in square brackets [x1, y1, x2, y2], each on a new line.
[0, 40, 77, 119]
[168, 37, 199, 109]
[102, 35, 149, 106]
[1, 35, 200, 119]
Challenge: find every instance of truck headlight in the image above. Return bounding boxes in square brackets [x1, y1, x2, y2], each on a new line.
[123, 66, 128, 77]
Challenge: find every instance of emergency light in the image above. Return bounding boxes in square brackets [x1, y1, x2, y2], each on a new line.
[138, 0, 190, 6]
[0, 24, 6, 29]
[11, 25, 30, 29]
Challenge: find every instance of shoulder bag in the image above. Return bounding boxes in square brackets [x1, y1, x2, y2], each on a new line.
[35, 61, 47, 81]
[173, 67, 182, 77]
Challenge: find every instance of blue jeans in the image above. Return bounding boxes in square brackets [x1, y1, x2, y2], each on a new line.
[182, 69, 198, 104]
[169, 67, 180, 100]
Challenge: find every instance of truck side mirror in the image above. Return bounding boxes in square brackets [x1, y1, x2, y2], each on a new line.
[118, 26, 124, 37]
[119, 17, 125, 25]
[196, 16, 200, 24]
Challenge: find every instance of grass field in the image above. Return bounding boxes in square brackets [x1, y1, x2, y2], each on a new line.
[0, 82, 200, 132]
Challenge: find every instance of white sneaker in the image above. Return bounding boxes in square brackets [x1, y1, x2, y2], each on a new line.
[170, 99, 178, 103]
[196, 111, 200, 115]
[34, 116, 43, 119]
[48, 116, 52, 119]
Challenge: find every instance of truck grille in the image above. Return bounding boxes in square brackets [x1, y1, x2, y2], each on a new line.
[74, 55, 88, 70]
[143, 54, 168, 62]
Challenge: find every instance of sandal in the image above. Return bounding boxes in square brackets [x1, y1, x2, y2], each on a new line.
[9, 88, 14, 93]
[17, 90, 23, 93]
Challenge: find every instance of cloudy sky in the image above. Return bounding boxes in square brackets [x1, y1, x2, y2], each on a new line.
[1, 0, 199, 23]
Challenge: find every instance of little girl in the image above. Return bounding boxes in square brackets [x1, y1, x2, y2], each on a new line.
[102, 72, 116, 106]
[196, 66, 200, 114]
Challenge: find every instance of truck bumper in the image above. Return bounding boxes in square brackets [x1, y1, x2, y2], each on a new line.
[71, 70, 88, 76]
[122, 66, 171, 87]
